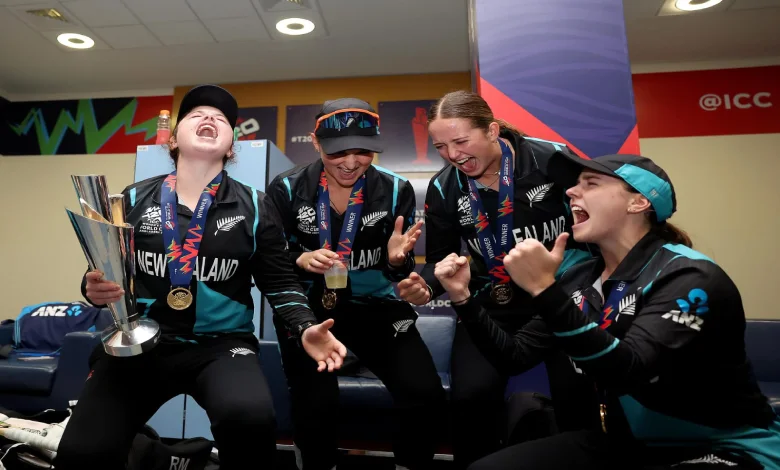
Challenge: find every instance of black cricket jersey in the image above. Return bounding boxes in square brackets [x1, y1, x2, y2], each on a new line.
[421, 131, 593, 319]
[455, 232, 780, 468]
[81, 170, 317, 341]
[266, 161, 416, 315]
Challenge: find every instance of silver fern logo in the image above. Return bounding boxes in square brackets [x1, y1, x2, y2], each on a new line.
[673, 454, 737, 467]
[526, 183, 554, 206]
[571, 290, 583, 308]
[617, 294, 636, 320]
[229, 347, 254, 357]
[215, 216, 245, 235]
[361, 211, 387, 230]
[392, 320, 413, 337]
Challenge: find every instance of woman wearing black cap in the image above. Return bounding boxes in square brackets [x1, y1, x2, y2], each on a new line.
[397, 90, 595, 468]
[55, 85, 347, 470]
[266, 98, 446, 470]
[434, 153, 780, 469]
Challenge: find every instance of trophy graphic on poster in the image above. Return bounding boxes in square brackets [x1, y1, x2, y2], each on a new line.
[66, 175, 160, 357]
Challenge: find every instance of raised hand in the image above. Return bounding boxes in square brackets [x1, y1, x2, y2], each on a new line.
[398, 272, 431, 306]
[434, 253, 471, 303]
[387, 216, 423, 267]
[296, 249, 339, 274]
[301, 319, 347, 372]
[503, 233, 568, 297]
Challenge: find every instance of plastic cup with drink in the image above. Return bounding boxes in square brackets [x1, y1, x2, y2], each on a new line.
[324, 255, 350, 289]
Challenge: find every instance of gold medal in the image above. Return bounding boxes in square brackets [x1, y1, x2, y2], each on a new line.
[167, 287, 193, 310]
[322, 290, 337, 310]
[490, 283, 513, 305]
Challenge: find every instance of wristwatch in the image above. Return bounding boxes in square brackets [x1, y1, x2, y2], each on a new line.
[295, 321, 315, 336]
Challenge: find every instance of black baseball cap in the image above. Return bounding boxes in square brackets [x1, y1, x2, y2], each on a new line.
[314, 98, 383, 155]
[547, 152, 677, 222]
[177, 84, 238, 129]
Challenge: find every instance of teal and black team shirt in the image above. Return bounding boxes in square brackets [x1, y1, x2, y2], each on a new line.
[266, 161, 416, 316]
[420, 130, 593, 323]
[455, 232, 780, 468]
[81, 170, 318, 342]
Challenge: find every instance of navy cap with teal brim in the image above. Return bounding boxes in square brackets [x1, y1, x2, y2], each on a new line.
[547, 152, 677, 222]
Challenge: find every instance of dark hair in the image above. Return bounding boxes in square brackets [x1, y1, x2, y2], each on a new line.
[625, 184, 692, 248]
[428, 90, 526, 136]
[167, 121, 236, 167]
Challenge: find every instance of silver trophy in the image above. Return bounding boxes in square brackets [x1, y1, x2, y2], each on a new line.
[67, 175, 161, 357]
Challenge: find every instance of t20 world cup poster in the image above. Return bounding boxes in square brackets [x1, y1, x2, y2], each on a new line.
[377, 100, 447, 172]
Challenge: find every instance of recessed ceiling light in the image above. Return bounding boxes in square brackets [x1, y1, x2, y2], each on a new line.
[57, 33, 94, 49]
[276, 18, 315, 36]
[675, 0, 723, 11]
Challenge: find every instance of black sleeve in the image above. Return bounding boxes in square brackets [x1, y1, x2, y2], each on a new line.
[420, 178, 462, 298]
[80, 186, 135, 308]
[265, 175, 315, 281]
[532, 260, 722, 389]
[252, 190, 318, 330]
[453, 297, 555, 375]
[383, 179, 416, 281]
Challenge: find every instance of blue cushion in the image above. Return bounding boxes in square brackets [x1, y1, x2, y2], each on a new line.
[338, 373, 450, 409]
[0, 355, 58, 394]
[415, 315, 456, 373]
[758, 381, 780, 414]
[745, 320, 780, 382]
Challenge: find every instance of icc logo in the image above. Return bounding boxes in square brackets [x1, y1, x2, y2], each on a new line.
[699, 92, 772, 111]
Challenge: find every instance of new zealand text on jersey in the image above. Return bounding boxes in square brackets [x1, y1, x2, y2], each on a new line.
[136, 250, 239, 282]
[467, 215, 566, 254]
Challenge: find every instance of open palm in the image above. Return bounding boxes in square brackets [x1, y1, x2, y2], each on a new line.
[387, 216, 423, 266]
[301, 319, 347, 372]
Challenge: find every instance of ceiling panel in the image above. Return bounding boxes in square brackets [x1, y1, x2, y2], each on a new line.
[186, 0, 258, 20]
[202, 17, 270, 42]
[61, 0, 138, 27]
[7, 1, 85, 31]
[122, 0, 196, 23]
[93, 24, 161, 48]
[146, 20, 214, 45]
[0, 0, 55, 4]
[730, 0, 780, 9]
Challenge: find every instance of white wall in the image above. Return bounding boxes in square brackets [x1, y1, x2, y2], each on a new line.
[0, 154, 136, 320]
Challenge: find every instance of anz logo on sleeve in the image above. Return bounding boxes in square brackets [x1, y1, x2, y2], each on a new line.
[30, 304, 84, 317]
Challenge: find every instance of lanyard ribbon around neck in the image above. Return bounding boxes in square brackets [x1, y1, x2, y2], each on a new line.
[467, 139, 515, 297]
[316, 170, 366, 259]
[160, 171, 222, 308]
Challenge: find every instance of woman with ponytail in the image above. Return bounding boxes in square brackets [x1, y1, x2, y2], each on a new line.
[397, 90, 595, 468]
[435, 153, 780, 470]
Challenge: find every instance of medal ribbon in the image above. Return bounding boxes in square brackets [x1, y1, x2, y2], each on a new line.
[467, 139, 514, 287]
[160, 171, 223, 290]
[577, 281, 633, 330]
[316, 170, 366, 260]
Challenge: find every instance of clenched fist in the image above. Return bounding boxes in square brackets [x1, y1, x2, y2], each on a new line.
[433, 253, 471, 303]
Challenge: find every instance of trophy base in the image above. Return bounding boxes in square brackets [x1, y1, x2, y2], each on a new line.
[101, 319, 161, 357]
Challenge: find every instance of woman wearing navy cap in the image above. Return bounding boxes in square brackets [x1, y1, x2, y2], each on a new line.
[435, 153, 780, 469]
[267, 98, 446, 470]
[56, 85, 347, 470]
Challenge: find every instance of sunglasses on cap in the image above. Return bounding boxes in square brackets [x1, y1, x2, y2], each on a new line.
[314, 108, 380, 134]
